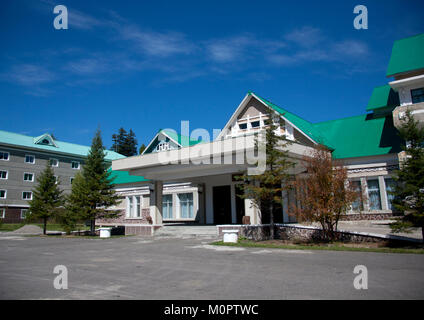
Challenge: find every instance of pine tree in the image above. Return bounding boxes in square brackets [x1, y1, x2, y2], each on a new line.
[110, 128, 138, 156]
[69, 129, 120, 235]
[391, 111, 424, 242]
[237, 111, 294, 239]
[28, 163, 64, 235]
[139, 143, 146, 155]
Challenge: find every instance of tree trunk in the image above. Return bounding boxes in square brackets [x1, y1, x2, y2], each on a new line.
[270, 203, 274, 240]
[43, 218, 47, 235]
[90, 219, 95, 236]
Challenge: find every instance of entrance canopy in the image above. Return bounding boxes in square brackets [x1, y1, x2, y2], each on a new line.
[112, 134, 314, 182]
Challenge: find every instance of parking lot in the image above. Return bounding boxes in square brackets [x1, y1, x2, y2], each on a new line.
[0, 235, 423, 299]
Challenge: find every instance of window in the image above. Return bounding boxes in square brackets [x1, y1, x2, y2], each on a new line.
[350, 180, 363, 212]
[367, 179, 381, 210]
[179, 193, 193, 219]
[70, 177, 74, 184]
[162, 194, 173, 219]
[156, 141, 170, 152]
[25, 155, 35, 164]
[23, 173, 34, 182]
[239, 123, 247, 130]
[50, 158, 59, 167]
[71, 161, 80, 169]
[53, 176, 58, 184]
[0, 151, 9, 161]
[385, 178, 396, 211]
[22, 191, 33, 200]
[21, 209, 28, 219]
[127, 196, 133, 217]
[1, 208, 5, 219]
[0, 190, 6, 199]
[0, 170, 7, 179]
[135, 196, 141, 218]
[411, 87, 424, 104]
[126, 196, 142, 218]
[251, 121, 260, 128]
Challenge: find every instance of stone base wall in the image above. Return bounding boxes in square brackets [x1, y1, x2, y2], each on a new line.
[96, 208, 152, 225]
[339, 213, 399, 221]
[217, 224, 419, 244]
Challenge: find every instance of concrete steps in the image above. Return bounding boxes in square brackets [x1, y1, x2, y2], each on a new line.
[154, 225, 218, 239]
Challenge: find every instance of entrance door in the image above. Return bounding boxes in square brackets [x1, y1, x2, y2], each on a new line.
[213, 185, 232, 224]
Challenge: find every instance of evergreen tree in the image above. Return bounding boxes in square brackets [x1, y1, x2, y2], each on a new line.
[110, 128, 138, 156]
[69, 129, 120, 234]
[139, 143, 146, 155]
[391, 111, 424, 242]
[237, 111, 294, 239]
[28, 163, 64, 235]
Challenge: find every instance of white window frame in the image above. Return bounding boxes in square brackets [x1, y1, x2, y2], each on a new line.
[50, 158, 59, 167]
[156, 141, 170, 152]
[349, 179, 363, 213]
[21, 209, 28, 219]
[0, 170, 8, 180]
[22, 191, 33, 200]
[0, 189, 6, 199]
[366, 178, 382, 211]
[23, 172, 34, 182]
[1, 208, 5, 219]
[177, 192, 194, 219]
[162, 194, 174, 220]
[25, 154, 35, 164]
[71, 161, 80, 170]
[0, 151, 9, 161]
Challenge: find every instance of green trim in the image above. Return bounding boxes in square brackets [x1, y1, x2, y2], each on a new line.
[386, 33, 424, 77]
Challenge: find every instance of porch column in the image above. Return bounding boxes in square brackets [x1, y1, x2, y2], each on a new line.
[244, 197, 256, 225]
[150, 180, 163, 225]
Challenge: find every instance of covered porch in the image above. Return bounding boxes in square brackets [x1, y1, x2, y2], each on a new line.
[112, 134, 314, 229]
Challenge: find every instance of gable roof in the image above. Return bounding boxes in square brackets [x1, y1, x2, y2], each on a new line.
[386, 33, 424, 77]
[0, 130, 125, 161]
[250, 92, 334, 149]
[366, 84, 400, 111]
[313, 113, 403, 159]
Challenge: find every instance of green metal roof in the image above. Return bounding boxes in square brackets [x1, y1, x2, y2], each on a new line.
[366, 85, 400, 111]
[109, 169, 149, 185]
[0, 130, 125, 161]
[313, 113, 403, 159]
[249, 92, 403, 159]
[386, 33, 424, 77]
[161, 129, 202, 147]
[249, 92, 334, 149]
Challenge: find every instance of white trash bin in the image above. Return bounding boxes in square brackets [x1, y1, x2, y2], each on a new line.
[222, 229, 239, 243]
[99, 227, 112, 238]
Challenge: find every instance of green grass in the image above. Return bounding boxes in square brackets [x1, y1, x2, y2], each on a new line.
[212, 240, 424, 254]
[0, 223, 89, 232]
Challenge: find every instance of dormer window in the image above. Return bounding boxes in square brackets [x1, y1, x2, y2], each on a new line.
[34, 134, 57, 147]
[239, 123, 247, 130]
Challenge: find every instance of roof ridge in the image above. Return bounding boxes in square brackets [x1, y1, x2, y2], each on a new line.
[394, 32, 424, 43]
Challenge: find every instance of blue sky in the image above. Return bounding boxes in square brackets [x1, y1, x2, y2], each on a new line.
[1, 0, 423, 149]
